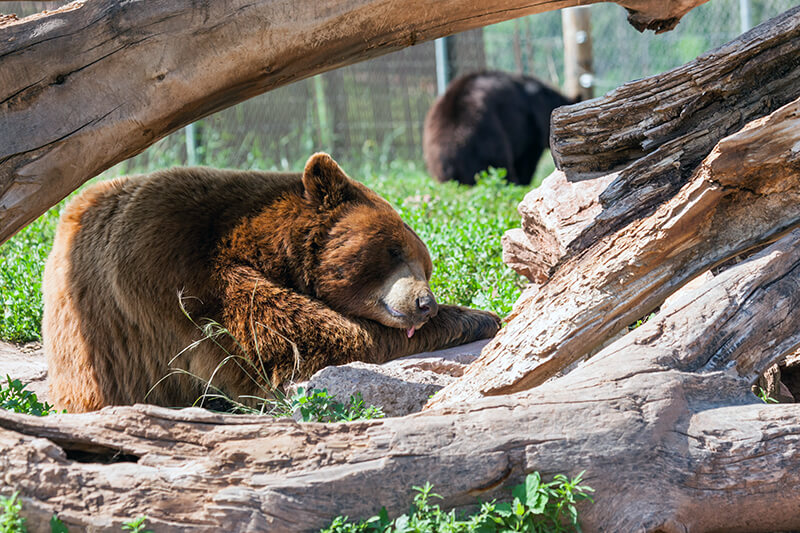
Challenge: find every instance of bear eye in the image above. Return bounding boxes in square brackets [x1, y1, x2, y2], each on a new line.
[388, 247, 403, 259]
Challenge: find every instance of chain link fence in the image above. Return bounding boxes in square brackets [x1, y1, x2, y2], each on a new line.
[4, 1, 796, 171]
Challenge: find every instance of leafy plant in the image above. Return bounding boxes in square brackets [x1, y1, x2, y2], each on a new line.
[49, 515, 68, 533]
[755, 386, 779, 404]
[281, 387, 385, 423]
[628, 312, 657, 332]
[0, 492, 26, 533]
[121, 516, 153, 533]
[320, 471, 594, 533]
[0, 376, 61, 416]
[0, 500, 154, 533]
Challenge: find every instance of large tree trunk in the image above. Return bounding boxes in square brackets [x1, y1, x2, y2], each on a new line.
[0, 0, 707, 246]
[2, 227, 800, 533]
[427, 8, 800, 408]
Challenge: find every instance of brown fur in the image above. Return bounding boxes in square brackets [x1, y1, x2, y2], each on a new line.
[43, 153, 500, 412]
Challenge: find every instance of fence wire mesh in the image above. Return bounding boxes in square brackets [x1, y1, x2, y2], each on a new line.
[4, 0, 797, 171]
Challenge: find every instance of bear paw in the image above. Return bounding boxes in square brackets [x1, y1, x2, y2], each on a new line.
[433, 305, 501, 346]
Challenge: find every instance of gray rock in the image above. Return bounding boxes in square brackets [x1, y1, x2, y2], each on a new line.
[291, 339, 490, 417]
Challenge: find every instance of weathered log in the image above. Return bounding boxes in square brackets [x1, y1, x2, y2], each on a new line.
[502, 170, 614, 282]
[428, 94, 800, 408]
[3, 227, 800, 532]
[0, 0, 709, 246]
[550, 6, 800, 250]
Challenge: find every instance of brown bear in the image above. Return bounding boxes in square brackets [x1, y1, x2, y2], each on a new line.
[423, 71, 575, 186]
[43, 153, 500, 413]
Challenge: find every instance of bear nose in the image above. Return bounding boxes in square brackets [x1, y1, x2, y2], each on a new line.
[416, 294, 438, 318]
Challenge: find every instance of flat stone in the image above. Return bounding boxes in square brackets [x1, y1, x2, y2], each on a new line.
[291, 339, 491, 417]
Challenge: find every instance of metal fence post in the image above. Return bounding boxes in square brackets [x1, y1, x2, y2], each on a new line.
[185, 123, 197, 166]
[434, 37, 451, 95]
[740, 0, 752, 32]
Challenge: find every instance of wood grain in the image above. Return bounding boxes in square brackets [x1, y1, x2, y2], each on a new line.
[429, 96, 800, 407]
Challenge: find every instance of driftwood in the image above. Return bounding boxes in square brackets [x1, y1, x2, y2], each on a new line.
[427, 11, 800, 407]
[0, 0, 708, 246]
[3, 227, 800, 532]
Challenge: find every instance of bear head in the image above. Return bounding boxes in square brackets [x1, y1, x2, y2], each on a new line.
[303, 153, 438, 338]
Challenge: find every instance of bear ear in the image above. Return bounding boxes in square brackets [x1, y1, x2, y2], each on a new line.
[302, 153, 352, 209]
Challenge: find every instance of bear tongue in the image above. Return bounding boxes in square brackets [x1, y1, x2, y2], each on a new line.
[406, 326, 416, 338]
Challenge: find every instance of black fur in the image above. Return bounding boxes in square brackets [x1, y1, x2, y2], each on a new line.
[423, 71, 575, 185]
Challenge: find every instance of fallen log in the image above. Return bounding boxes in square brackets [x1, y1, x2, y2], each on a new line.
[0, 0, 709, 245]
[501, 170, 615, 282]
[428, 93, 800, 407]
[550, 6, 800, 249]
[3, 227, 800, 532]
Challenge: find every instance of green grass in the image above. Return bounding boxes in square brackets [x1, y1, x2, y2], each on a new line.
[0, 152, 548, 343]
[321, 471, 593, 533]
[0, 207, 61, 343]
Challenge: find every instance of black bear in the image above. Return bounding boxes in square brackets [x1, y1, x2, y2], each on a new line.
[423, 71, 575, 185]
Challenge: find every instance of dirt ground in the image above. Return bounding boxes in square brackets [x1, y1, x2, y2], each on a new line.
[0, 341, 49, 402]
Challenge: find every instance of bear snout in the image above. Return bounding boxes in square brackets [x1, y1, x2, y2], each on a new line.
[415, 293, 438, 320]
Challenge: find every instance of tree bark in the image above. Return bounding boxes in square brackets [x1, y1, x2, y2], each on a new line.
[551, 6, 800, 248]
[3, 228, 800, 533]
[501, 169, 614, 283]
[0, 0, 711, 245]
[428, 93, 800, 408]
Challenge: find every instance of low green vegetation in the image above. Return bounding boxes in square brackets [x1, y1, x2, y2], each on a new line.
[321, 471, 593, 533]
[0, 500, 152, 533]
[0, 206, 61, 343]
[200, 380, 386, 422]
[121, 516, 154, 533]
[0, 376, 60, 416]
[627, 312, 657, 332]
[0, 492, 25, 533]
[49, 515, 68, 533]
[754, 386, 779, 404]
[275, 387, 385, 422]
[0, 154, 540, 343]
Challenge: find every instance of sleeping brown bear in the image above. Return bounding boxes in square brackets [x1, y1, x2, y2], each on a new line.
[423, 71, 575, 185]
[43, 153, 500, 412]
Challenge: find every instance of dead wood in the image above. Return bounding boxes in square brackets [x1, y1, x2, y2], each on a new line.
[428, 94, 800, 407]
[3, 228, 800, 532]
[0, 0, 708, 245]
[502, 170, 614, 282]
[550, 6, 800, 250]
